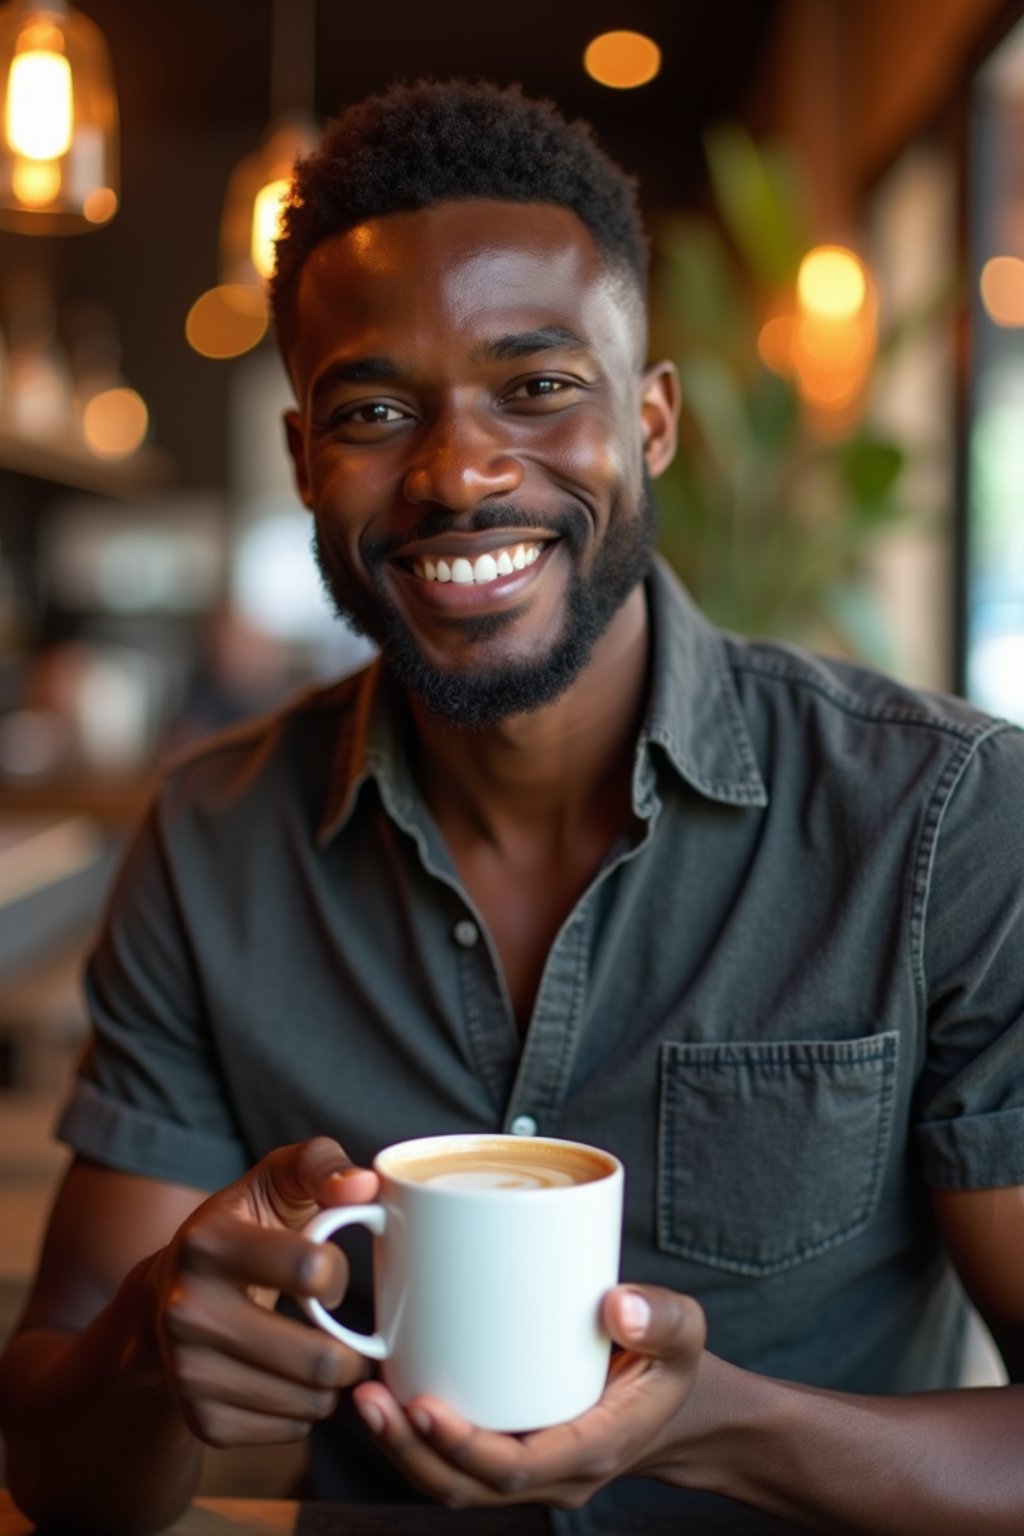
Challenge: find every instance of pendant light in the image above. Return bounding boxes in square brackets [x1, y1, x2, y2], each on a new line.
[0, 0, 119, 232]
[188, 0, 318, 360]
[219, 0, 318, 288]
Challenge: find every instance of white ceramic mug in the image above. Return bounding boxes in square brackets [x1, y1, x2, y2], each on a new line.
[299, 1132, 624, 1431]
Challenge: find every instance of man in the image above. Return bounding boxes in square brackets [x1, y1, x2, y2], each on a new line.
[2, 79, 1023, 1535]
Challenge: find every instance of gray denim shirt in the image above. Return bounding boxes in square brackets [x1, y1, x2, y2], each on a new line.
[59, 558, 1024, 1518]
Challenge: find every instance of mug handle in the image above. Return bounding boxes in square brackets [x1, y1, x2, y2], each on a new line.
[298, 1204, 389, 1360]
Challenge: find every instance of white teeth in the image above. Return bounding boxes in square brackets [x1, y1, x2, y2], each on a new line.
[412, 542, 544, 585]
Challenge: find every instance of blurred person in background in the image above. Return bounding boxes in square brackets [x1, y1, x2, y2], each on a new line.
[2, 79, 1024, 1535]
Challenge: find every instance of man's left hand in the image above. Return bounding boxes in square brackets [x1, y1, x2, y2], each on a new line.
[351, 1285, 706, 1509]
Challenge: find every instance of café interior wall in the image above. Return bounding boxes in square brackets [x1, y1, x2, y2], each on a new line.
[742, 0, 1014, 694]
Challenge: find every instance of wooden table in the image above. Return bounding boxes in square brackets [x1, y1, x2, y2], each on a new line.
[0, 1491, 548, 1535]
[0, 1487, 807, 1534]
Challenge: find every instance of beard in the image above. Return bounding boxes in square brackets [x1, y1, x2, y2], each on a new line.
[313, 474, 657, 729]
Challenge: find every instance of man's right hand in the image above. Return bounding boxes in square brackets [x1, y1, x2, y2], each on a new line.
[142, 1136, 379, 1447]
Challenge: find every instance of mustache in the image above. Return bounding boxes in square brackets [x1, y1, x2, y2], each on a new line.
[361, 503, 589, 566]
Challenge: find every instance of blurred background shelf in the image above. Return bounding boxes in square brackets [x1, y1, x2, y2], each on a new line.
[0, 423, 174, 500]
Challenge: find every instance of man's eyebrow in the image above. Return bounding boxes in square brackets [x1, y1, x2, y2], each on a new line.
[310, 326, 592, 409]
[311, 356, 398, 408]
[470, 326, 592, 364]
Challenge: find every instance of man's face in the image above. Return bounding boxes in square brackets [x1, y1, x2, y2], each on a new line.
[284, 200, 677, 727]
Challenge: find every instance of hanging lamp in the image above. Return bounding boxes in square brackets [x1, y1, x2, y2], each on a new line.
[219, 0, 318, 288]
[188, 0, 318, 359]
[0, 0, 119, 232]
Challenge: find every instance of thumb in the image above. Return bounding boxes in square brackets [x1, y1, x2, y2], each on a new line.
[251, 1136, 379, 1228]
[603, 1284, 707, 1365]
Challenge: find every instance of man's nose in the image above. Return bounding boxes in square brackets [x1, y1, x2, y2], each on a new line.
[402, 414, 524, 510]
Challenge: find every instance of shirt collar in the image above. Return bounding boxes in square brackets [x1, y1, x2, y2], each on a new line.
[317, 556, 767, 845]
[635, 557, 768, 811]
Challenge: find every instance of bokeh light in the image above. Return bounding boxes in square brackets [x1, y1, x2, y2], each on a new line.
[757, 313, 798, 377]
[6, 44, 73, 159]
[82, 387, 148, 458]
[980, 256, 1024, 327]
[82, 185, 118, 223]
[11, 155, 60, 206]
[251, 177, 290, 280]
[797, 247, 868, 321]
[186, 284, 268, 359]
[583, 31, 661, 90]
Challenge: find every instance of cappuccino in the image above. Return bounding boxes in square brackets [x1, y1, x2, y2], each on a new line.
[301, 1131, 624, 1429]
[388, 1137, 609, 1192]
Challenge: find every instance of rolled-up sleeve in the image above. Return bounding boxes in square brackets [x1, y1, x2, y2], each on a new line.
[56, 789, 250, 1190]
[915, 725, 1024, 1188]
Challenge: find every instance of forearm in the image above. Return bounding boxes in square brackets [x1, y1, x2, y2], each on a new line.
[662, 1353, 1024, 1535]
[0, 1255, 202, 1536]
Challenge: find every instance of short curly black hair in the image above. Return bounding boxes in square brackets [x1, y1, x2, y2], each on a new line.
[271, 78, 648, 356]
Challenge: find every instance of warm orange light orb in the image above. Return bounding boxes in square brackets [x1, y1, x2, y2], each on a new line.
[797, 246, 867, 321]
[11, 155, 60, 206]
[757, 314, 798, 376]
[980, 256, 1024, 328]
[6, 44, 73, 159]
[583, 31, 661, 90]
[82, 388, 148, 458]
[186, 284, 268, 359]
[251, 177, 290, 279]
[82, 185, 117, 223]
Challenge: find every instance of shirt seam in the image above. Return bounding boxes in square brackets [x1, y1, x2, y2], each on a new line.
[727, 651, 1007, 742]
[909, 723, 1013, 1005]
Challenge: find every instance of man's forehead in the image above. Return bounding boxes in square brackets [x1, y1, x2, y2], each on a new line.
[302, 199, 607, 288]
[286, 200, 641, 374]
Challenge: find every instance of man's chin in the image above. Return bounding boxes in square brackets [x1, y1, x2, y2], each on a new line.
[381, 633, 588, 730]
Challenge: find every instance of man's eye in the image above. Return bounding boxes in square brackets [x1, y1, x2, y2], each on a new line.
[503, 377, 573, 402]
[335, 402, 406, 426]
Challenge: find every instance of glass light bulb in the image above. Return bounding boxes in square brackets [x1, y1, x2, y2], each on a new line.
[250, 177, 290, 280]
[11, 154, 61, 205]
[6, 48, 73, 159]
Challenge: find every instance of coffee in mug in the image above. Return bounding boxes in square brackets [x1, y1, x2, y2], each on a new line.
[394, 1136, 607, 1190]
[299, 1132, 624, 1431]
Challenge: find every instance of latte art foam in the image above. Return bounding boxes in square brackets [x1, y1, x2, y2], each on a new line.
[421, 1161, 576, 1191]
[389, 1137, 610, 1192]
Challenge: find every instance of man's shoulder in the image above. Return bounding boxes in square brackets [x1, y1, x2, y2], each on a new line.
[153, 664, 377, 824]
[721, 631, 1009, 747]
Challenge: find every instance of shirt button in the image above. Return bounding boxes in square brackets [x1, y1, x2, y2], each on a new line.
[509, 1114, 538, 1137]
[452, 919, 479, 948]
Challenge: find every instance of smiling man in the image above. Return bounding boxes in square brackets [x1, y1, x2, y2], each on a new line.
[3, 80, 1024, 1536]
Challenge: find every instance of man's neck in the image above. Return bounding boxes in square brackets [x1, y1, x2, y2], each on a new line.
[407, 584, 650, 857]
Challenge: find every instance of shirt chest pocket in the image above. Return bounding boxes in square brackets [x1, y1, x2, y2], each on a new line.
[658, 1032, 899, 1277]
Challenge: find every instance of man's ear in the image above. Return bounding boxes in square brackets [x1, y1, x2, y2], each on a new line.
[283, 409, 313, 509]
[639, 360, 680, 480]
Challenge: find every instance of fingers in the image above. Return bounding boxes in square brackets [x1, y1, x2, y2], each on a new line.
[250, 1138, 379, 1227]
[160, 1266, 372, 1450]
[349, 1287, 709, 1507]
[163, 1273, 368, 1391]
[602, 1285, 707, 1363]
[175, 1207, 349, 1302]
[352, 1383, 507, 1509]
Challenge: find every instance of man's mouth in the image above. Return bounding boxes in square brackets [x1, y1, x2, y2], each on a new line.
[410, 541, 544, 586]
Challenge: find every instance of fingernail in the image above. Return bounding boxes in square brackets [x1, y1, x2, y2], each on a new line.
[299, 1248, 326, 1288]
[357, 1399, 385, 1434]
[620, 1290, 651, 1338]
[410, 1407, 432, 1435]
